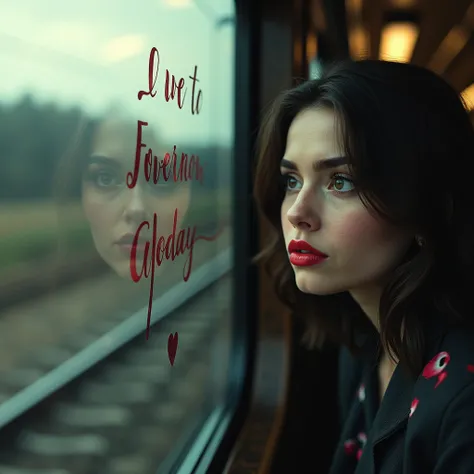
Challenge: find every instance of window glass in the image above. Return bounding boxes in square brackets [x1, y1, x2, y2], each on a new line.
[0, 0, 235, 470]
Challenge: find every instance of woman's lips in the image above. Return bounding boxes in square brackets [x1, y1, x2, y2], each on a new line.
[289, 252, 327, 266]
[288, 239, 327, 256]
[117, 243, 146, 252]
[288, 239, 328, 266]
[115, 234, 149, 254]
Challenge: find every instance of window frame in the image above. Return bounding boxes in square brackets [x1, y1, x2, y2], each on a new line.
[0, 1, 259, 472]
[162, 0, 261, 471]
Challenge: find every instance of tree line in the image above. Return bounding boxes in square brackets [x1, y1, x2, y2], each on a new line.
[0, 95, 230, 201]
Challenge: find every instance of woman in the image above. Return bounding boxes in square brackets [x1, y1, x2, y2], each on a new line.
[54, 115, 192, 278]
[54, 112, 219, 287]
[253, 59, 474, 473]
[80, 116, 193, 280]
[54, 111, 228, 342]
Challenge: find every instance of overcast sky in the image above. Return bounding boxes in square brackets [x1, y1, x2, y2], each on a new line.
[0, 0, 235, 145]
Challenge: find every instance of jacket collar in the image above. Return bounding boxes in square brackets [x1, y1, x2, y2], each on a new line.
[362, 315, 449, 445]
[371, 362, 414, 444]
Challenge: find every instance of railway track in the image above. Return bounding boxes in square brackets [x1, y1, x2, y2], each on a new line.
[0, 241, 233, 474]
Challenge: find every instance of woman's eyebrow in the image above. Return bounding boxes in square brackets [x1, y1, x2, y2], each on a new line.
[87, 154, 121, 167]
[280, 156, 347, 171]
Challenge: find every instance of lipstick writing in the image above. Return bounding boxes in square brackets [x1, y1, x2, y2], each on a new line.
[127, 121, 204, 189]
[131, 46, 220, 354]
[137, 46, 202, 115]
[129, 210, 196, 340]
[129, 214, 224, 341]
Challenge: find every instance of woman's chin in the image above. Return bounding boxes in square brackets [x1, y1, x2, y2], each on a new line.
[295, 276, 343, 296]
[110, 258, 168, 282]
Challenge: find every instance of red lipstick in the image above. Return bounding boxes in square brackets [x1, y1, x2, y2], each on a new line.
[288, 240, 328, 267]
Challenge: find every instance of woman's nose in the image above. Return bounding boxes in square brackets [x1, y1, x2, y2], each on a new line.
[286, 194, 321, 231]
[122, 185, 149, 222]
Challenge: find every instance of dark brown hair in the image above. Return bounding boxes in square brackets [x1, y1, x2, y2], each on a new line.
[254, 59, 474, 377]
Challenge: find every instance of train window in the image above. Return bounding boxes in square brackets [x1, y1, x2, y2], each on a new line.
[0, 0, 238, 471]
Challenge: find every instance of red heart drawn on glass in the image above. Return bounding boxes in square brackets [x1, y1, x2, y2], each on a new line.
[168, 332, 178, 366]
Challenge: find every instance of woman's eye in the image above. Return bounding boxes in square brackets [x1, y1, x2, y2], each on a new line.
[84, 168, 122, 188]
[280, 173, 355, 194]
[281, 174, 302, 192]
[328, 174, 355, 194]
[96, 171, 117, 187]
[94, 169, 124, 188]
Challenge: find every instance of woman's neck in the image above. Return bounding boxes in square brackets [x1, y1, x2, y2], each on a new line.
[349, 284, 401, 402]
[378, 350, 398, 403]
[349, 284, 384, 332]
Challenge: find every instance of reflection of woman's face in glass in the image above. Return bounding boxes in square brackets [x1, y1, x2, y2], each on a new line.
[81, 119, 191, 278]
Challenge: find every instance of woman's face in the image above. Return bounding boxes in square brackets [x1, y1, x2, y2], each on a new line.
[81, 119, 191, 279]
[280, 107, 413, 301]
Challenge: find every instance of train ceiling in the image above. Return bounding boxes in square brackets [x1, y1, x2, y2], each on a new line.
[311, 0, 474, 119]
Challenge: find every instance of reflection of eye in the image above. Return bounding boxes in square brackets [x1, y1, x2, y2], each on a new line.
[84, 168, 123, 189]
[96, 171, 116, 187]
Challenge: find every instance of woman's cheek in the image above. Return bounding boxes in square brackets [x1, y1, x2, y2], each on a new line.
[326, 208, 398, 263]
[82, 192, 106, 227]
[150, 187, 191, 229]
[81, 189, 118, 249]
[176, 187, 192, 218]
[331, 206, 412, 274]
[334, 209, 381, 242]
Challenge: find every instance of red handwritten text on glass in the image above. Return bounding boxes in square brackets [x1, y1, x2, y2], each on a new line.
[131, 47, 220, 357]
[137, 47, 202, 115]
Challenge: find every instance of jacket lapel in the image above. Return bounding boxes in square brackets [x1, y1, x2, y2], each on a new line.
[371, 315, 449, 445]
[371, 363, 415, 445]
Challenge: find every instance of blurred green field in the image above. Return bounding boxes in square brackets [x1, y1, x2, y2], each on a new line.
[0, 193, 232, 271]
[0, 201, 84, 236]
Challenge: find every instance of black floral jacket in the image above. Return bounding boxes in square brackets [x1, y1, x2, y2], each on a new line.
[329, 322, 474, 474]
